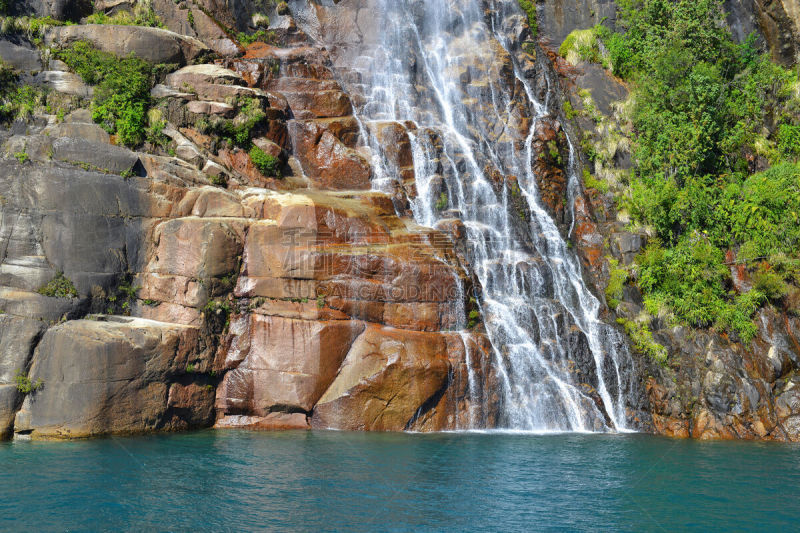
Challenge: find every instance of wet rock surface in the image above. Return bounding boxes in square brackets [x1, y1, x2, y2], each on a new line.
[1, 0, 796, 441]
[0, 3, 480, 439]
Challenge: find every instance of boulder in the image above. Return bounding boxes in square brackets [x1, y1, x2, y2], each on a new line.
[13, 316, 213, 439]
[289, 120, 372, 190]
[28, 71, 92, 98]
[10, 0, 92, 20]
[148, 217, 246, 279]
[44, 25, 209, 65]
[0, 38, 43, 72]
[311, 325, 452, 431]
[52, 137, 139, 174]
[0, 316, 47, 439]
[216, 315, 364, 415]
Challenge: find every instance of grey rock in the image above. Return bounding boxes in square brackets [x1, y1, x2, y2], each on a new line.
[44, 24, 210, 65]
[10, 0, 92, 20]
[13, 316, 214, 439]
[52, 137, 139, 174]
[0, 38, 42, 72]
[42, 122, 110, 145]
[0, 315, 47, 439]
[28, 71, 93, 97]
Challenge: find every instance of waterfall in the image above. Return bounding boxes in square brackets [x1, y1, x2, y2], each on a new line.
[323, 0, 637, 432]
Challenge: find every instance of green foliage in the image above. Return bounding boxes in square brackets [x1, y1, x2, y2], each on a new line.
[616, 317, 668, 365]
[236, 29, 275, 45]
[636, 236, 764, 342]
[198, 97, 267, 148]
[516, 0, 538, 37]
[596, 0, 800, 343]
[186, 363, 196, 373]
[605, 258, 628, 309]
[203, 299, 232, 333]
[86, 2, 164, 28]
[563, 100, 577, 120]
[15, 371, 43, 394]
[249, 145, 281, 177]
[13, 151, 28, 163]
[599, 0, 797, 184]
[54, 41, 154, 147]
[583, 168, 609, 193]
[467, 309, 480, 329]
[752, 265, 788, 301]
[776, 124, 800, 161]
[0, 62, 47, 123]
[435, 192, 448, 210]
[38, 272, 78, 299]
[559, 28, 606, 66]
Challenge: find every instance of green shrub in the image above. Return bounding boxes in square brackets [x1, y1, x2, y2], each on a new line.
[592, 0, 800, 345]
[199, 98, 267, 148]
[559, 28, 605, 65]
[236, 29, 275, 45]
[617, 317, 668, 366]
[583, 168, 609, 193]
[13, 151, 28, 163]
[752, 266, 788, 301]
[777, 124, 800, 161]
[54, 41, 154, 147]
[605, 258, 627, 309]
[435, 192, 448, 210]
[249, 145, 281, 177]
[86, 2, 164, 27]
[15, 371, 43, 394]
[516, 0, 538, 37]
[38, 272, 78, 299]
[0, 63, 47, 123]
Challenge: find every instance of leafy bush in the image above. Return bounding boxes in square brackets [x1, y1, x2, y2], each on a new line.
[198, 97, 267, 148]
[617, 317, 668, 365]
[54, 41, 154, 147]
[596, 0, 800, 342]
[236, 29, 275, 45]
[636, 236, 765, 342]
[86, 2, 164, 28]
[249, 145, 280, 177]
[752, 265, 788, 301]
[38, 272, 78, 299]
[516, 0, 538, 37]
[0, 62, 47, 123]
[15, 371, 43, 394]
[435, 192, 448, 210]
[605, 259, 628, 309]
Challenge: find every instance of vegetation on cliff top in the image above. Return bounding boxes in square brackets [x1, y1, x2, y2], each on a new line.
[516, 0, 538, 37]
[592, 0, 800, 342]
[54, 41, 162, 147]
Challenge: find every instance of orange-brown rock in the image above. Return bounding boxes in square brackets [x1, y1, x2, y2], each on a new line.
[289, 120, 372, 189]
[215, 413, 310, 430]
[148, 217, 246, 279]
[216, 315, 365, 415]
[311, 325, 453, 431]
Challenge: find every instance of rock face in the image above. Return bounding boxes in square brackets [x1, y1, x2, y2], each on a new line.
[543, 0, 800, 441]
[0, 6, 485, 440]
[44, 25, 210, 65]
[640, 309, 800, 441]
[14, 317, 214, 438]
[1, 0, 796, 442]
[538, 0, 800, 66]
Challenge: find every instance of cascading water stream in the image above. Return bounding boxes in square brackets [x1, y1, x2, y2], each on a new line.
[328, 0, 637, 432]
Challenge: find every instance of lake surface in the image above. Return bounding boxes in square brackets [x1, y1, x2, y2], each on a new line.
[1, 430, 798, 531]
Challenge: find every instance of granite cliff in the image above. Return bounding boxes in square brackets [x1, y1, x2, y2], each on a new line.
[0, 0, 798, 441]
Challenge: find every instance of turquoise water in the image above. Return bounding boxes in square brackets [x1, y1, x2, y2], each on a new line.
[1, 431, 798, 532]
